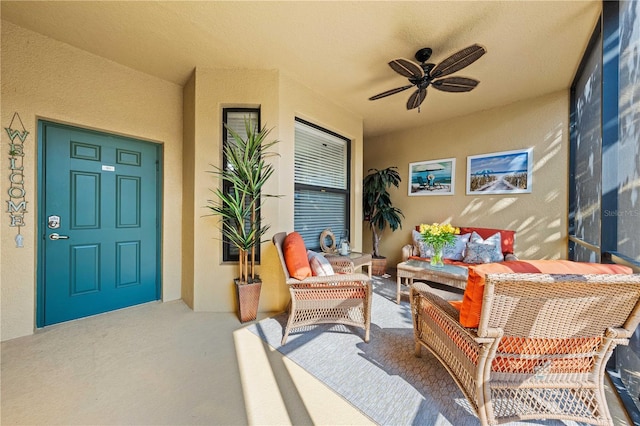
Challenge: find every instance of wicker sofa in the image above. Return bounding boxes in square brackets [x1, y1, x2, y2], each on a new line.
[402, 226, 518, 266]
[410, 261, 640, 425]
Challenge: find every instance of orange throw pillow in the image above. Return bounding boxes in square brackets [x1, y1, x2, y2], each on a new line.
[283, 232, 312, 280]
[459, 259, 633, 328]
[449, 300, 463, 313]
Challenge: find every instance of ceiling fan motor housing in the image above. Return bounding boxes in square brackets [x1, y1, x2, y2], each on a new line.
[415, 47, 433, 63]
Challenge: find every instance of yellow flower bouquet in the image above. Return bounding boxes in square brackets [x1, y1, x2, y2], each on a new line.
[419, 222, 460, 267]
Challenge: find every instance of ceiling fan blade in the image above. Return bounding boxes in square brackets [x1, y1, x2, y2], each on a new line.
[369, 84, 414, 100]
[432, 77, 479, 92]
[406, 88, 427, 110]
[388, 58, 424, 79]
[431, 44, 486, 78]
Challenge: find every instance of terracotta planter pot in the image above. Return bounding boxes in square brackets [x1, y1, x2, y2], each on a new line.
[371, 257, 387, 276]
[235, 279, 262, 323]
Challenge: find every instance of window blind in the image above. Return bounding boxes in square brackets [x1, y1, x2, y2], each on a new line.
[294, 190, 347, 248]
[294, 119, 350, 250]
[294, 123, 347, 189]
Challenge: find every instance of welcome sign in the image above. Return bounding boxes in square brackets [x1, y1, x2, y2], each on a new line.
[5, 112, 28, 247]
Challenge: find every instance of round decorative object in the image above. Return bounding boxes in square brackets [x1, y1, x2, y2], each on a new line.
[319, 228, 336, 253]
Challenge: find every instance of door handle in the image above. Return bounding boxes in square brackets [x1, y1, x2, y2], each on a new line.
[49, 233, 70, 240]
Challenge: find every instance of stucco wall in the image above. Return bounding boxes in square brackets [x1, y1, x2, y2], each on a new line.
[185, 69, 365, 314]
[1, 21, 183, 341]
[186, 67, 280, 313]
[363, 91, 569, 266]
[181, 75, 196, 309]
[1, 19, 366, 339]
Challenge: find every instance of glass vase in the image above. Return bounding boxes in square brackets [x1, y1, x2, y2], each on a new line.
[430, 245, 444, 268]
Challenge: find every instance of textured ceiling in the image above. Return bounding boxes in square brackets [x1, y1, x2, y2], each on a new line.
[1, 1, 601, 138]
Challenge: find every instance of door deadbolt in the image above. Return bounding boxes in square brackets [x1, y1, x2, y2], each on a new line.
[47, 215, 61, 229]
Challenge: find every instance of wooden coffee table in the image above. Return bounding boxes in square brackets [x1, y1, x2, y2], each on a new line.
[396, 259, 468, 304]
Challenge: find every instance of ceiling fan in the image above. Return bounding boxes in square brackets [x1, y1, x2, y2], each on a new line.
[369, 44, 487, 111]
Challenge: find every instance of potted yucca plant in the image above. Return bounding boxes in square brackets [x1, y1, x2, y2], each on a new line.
[207, 119, 279, 322]
[363, 166, 404, 275]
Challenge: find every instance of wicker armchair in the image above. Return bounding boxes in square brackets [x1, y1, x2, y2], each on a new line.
[410, 273, 640, 426]
[272, 232, 372, 345]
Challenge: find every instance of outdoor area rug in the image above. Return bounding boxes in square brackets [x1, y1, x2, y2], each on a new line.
[248, 276, 577, 426]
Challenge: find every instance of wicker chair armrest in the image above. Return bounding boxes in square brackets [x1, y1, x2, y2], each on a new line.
[411, 282, 492, 344]
[287, 273, 370, 287]
[608, 327, 635, 342]
[411, 282, 460, 319]
[402, 244, 416, 262]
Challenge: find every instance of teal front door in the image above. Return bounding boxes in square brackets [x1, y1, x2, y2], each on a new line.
[40, 122, 160, 326]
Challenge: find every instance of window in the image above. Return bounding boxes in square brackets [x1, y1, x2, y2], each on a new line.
[616, 0, 640, 263]
[569, 2, 640, 421]
[294, 118, 350, 250]
[570, 2, 640, 265]
[222, 108, 260, 262]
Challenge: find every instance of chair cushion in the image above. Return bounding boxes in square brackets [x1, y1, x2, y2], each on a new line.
[307, 250, 334, 276]
[446, 302, 602, 372]
[283, 232, 312, 280]
[459, 259, 634, 328]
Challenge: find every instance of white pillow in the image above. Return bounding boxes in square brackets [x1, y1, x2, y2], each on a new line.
[412, 229, 434, 258]
[442, 233, 471, 261]
[307, 250, 334, 276]
[463, 241, 502, 263]
[468, 231, 503, 262]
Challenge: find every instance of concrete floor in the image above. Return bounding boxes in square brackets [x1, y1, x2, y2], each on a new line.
[1, 296, 633, 425]
[1, 300, 372, 425]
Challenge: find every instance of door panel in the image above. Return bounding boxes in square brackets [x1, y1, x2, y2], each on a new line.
[71, 171, 100, 228]
[41, 122, 160, 326]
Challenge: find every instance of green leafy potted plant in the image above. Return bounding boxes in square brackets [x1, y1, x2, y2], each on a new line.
[363, 166, 404, 275]
[207, 119, 279, 322]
